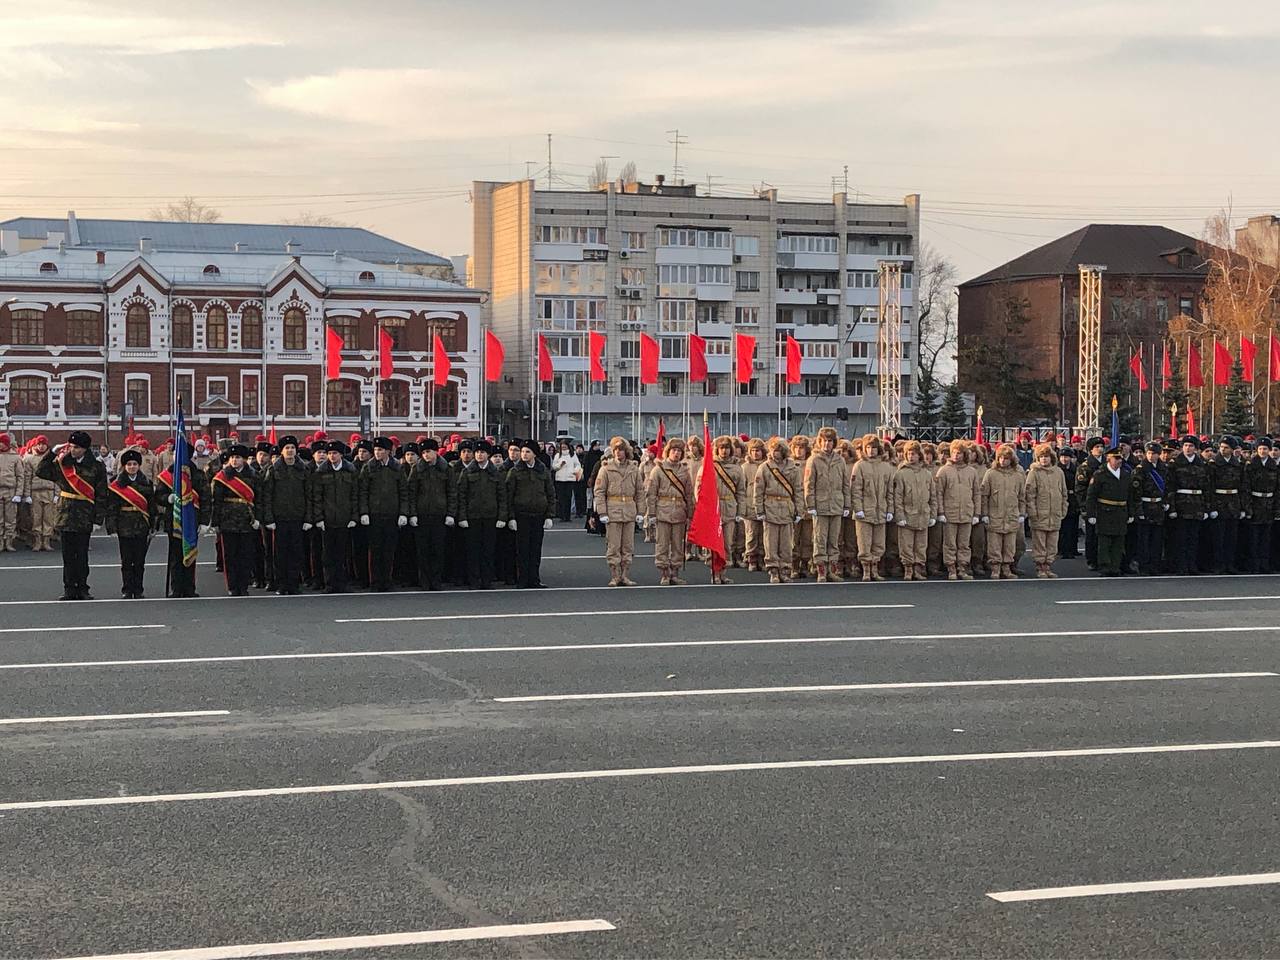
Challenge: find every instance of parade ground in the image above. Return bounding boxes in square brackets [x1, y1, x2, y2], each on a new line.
[1, 525, 1278, 959]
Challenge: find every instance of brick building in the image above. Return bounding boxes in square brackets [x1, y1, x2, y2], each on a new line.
[957, 224, 1208, 424]
[0, 239, 483, 446]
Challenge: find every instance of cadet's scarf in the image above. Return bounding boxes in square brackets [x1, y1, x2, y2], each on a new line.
[213, 469, 255, 503]
[60, 459, 96, 501]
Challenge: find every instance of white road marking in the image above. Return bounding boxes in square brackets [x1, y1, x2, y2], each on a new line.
[988, 871, 1280, 903]
[1058, 595, 1280, 605]
[1, 740, 1275, 813]
[0, 562, 217, 572]
[0, 624, 163, 635]
[49, 919, 616, 960]
[2, 625, 1276, 672]
[0, 710, 228, 726]
[337, 601, 913, 624]
[493, 671, 1279, 703]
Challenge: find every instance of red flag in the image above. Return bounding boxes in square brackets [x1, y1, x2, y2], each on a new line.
[1213, 340, 1232, 386]
[1186, 404, 1196, 436]
[974, 407, 984, 446]
[1188, 341, 1204, 388]
[325, 326, 344, 381]
[268, 422, 277, 445]
[1161, 345, 1171, 391]
[735, 333, 756, 384]
[1241, 335, 1257, 382]
[484, 330, 504, 382]
[688, 333, 707, 383]
[537, 334, 554, 382]
[785, 335, 802, 385]
[1128, 351, 1148, 391]
[655, 419, 666, 453]
[639, 333, 659, 385]
[378, 326, 394, 380]
[1169, 407, 1177, 439]
[588, 330, 607, 382]
[432, 333, 451, 388]
[1271, 334, 1280, 382]
[685, 420, 725, 569]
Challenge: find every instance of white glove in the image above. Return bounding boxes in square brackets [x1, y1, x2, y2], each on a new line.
[927, 518, 937, 527]
[1240, 511, 1246, 519]
[938, 515, 947, 524]
[855, 510, 865, 520]
[842, 509, 850, 518]
[10, 495, 19, 503]
[199, 524, 213, 535]
[897, 519, 907, 527]
[397, 515, 407, 527]
[1209, 510, 1219, 519]
[459, 519, 469, 528]
[599, 515, 609, 524]
[884, 512, 893, 522]
[445, 516, 455, 527]
[795, 515, 803, 522]
[1088, 516, 1097, 525]
[251, 520, 260, 530]
[508, 519, 517, 531]
[22, 496, 30, 504]
[1201, 512, 1209, 520]
[807, 509, 817, 517]
[360, 514, 370, 526]
[1018, 515, 1026, 523]
[1169, 511, 1177, 518]
[496, 520, 506, 529]
[981, 516, 990, 524]
[303, 522, 312, 531]
[1163, 503, 1170, 511]
[543, 518, 553, 530]
[266, 522, 276, 530]
[971, 516, 980, 526]
[1127, 517, 1135, 524]
[409, 516, 418, 527]
[321, 521, 330, 530]
[756, 514, 765, 521]
[168, 493, 177, 504]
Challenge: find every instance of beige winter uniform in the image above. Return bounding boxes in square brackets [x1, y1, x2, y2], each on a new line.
[23, 451, 56, 549]
[891, 462, 936, 570]
[980, 463, 1026, 566]
[0, 449, 26, 548]
[594, 456, 642, 574]
[696, 457, 745, 571]
[753, 456, 803, 575]
[804, 449, 850, 565]
[1025, 460, 1069, 565]
[851, 456, 893, 564]
[741, 457, 766, 566]
[644, 460, 693, 574]
[936, 462, 979, 571]
[684, 454, 703, 559]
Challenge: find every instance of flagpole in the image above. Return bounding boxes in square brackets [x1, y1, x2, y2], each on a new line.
[1148, 341, 1155, 440]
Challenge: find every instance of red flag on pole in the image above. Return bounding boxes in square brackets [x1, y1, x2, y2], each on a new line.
[432, 333, 451, 388]
[1169, 406, 1177, 439]
[735, 333, 756, 384]
[688, 333, 707, 383]
[537, 334, 554, 382]
[1161, 344, 1172, 391]
[588, 330, 607, 382]
[378, 327, 394, 380]
[785, 335, 802, 385]
[268, 422, 277, 445]
[1129, 350, 1148, 391]
[325, 326, 344, 381]
[639, 333, 659, 385]
[1188, 341, 1204, 388]
[974, 405, 984, 446]
[1213, 340, 1232, 386]
[1271, 334, 1280, 382]
[1241, 335, 1258, 382]
[655, 418, 666, 453]
[685, 417, 725, 570]
[1186, 404, 1196, 436]
[484, 330, 504, 382]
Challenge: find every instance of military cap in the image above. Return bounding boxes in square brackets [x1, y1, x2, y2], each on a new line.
[373, 436, 393, 451]
[421, 437, 439, 451]
[1145, 441, 1163, 453]
[1259, 436, 1274, 447]
[1086, 436, 1104, 450]
[458, 439, 474, 452]
[255, 441, 272, 453]
[119, 449, 143, 465]
[1105, 445, 1124, 457]
[1179, 434, 1199, 446]
[402, 442, 420, 455]
[279, 435, 299, 449]
[227, 443, 251, 459]
[520, 438, 539, 453]
[68, 430, 93, 448]
[355, 439, 373, 454]
[475, 439, 493, 455]
[1162, 438, 1179, 450]
[326, 440, 347, 454]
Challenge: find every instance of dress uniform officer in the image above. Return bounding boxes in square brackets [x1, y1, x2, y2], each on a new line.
[210, 443, 260, 596]
[457, 440, 508, 589]
[406, 438, 456, 590]
[506, 439, 557, 588]
[1085, 445, 1137, 576]
[1131, 441, 1168, 575]
[37, 431, 108, 600]
[1243, 436, 1279, 572]
[1165, 435, 1211, 575]
[261, 436, 310, 594]
[1076, 437, 1106, 569]
[358, 437, 409, 592]
[105, 449, 155, 598]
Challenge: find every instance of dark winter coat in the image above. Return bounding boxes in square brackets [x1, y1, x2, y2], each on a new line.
[359, 457, 409, 518]
[210, 465, 260, 534]
[1131, 461, 1168, 524]
[310, 459, 359, 525]
[261, 458, 311, 524]
[1085, 465, 1136, 536]
[407, 457, 457, 519]
[105, 471, 155, 539]
[1243, 455, 1280, 523]
[36, 450, 107, 533]
[1165, 454, 1211, 519]
[1208, 455, 1245, 518]
[506, 459, 556, 519]
[457, 460, 508, 522]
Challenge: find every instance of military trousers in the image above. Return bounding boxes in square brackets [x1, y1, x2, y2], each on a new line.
[987, 530, 1016, 566]
[793, 516, 813, 572]
[604, 517, 635, 568]
[1098, 531, 1126, 574]
[321, 526, 350, 591]
[221, 531, 257, 594]
[1170, 517, 1202, 574]
[1209, 515, 1240, 572]
[811, 514, 842, 565]
[744, 518, 763, 564]
[1135, 522, 1163, 574]
[273, 520, 305, 593]
[167, 534, 198, 597]
[414, 516, 447, 589]
[465, 519, 498, 587]
[897, 526, 927, 568]
[1248, 523, 1272, 573]
[513, 513, 546, 587]
[763, 521, 793, 573]
[117, 534, 148, 595]
[367, 516, 398, 590]
[0, 497, 18, 545]
[60, 529, 91, 592]
[854, 519, 886, 563]
[942, 521, 972, 570]
[655, 520, 686, 571]
[1031, 528, 1060, 566]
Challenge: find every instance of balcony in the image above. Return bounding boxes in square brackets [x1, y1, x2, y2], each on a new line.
[791, 323, 840, 341]
[777, 287, 841, 306]
[696, 283, 733, 302]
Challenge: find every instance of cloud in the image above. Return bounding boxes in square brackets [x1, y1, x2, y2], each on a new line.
[3, 3, 279, 55]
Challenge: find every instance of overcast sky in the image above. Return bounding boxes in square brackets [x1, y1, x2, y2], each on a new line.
[3, 0, 1279, 282]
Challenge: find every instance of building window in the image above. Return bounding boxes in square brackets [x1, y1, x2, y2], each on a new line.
[432, 317, 461, 351]
[621, 267, 646, 286]
[658, 300, 694, 332]
[206, 378, 228, 403]
[661, 375, 682, 396]
[551, 372, 584, 394]
[380, 318, 406, 350]
[696, 230, 731, 249]
[844, 374, 865, 397]
[8, 376, 46, 415]
[434, 381, 459, 417]
[1156, 298, 1169, 324]
[734, 306, 760, 326]
[656, 227, 697, 248]
[65, 309, 101, 346]
[283, 307, 307, 350]
[849, 340, 870, 359]
[846, 270, 878, 288]
[39, 261, 58, 274]
[66, 376, 100, 416]
[326, 379, 359, 417]
[358, 271, 376, 283]
[734, 236, 759, 257]
[10, 309, 44, 345]
[241, 306, 262, 350]
[285, 379, 307, 417]
[660, 337, 688, 359]
[619, 339, 641, 360]
[779, 235, 838, 254]
[206, 305, 228, 349]
[902, 272, 913, 289]
[738, 379, 759, 396]
[735, 271, 760, 292]
[697, 265, 731, 285]
[126, 304, 150, 348]
[704, 377, 721, 396]
[658, 264, 697, 285]
[126, 378, 150, 417]
[1178, 296, 1194, 318]
[241, 374, 259, 418]
[172, 305, 193, 349]
[538, 225, 605, 245]
[327, 316, 358, 348]
[886, 240, 905, 255]
[175, 374, 194, 409]
[705, 338, 731, 356]
[620, 376, 640, 396]
[697, 304, 723, 325]
[203, 264, 220, 276]
[623, 231, 647, 251]
[379, 379, 409, 417]
[623, 304, 646, 325]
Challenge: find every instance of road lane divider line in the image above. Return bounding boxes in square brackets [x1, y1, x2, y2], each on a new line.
[2, 625, 1277, 672]
[336, 602, 913, 624]
[1058, 595, 1280, 605]
[988, 871, 1280, 903]
[0, 624, 164, 635]
[0, 556, 623, 571]
[0, 710, 229, 726]
[2, 740, 1277, 813]
[493, 671, 1279, 703]
[47, 919, 617, 960]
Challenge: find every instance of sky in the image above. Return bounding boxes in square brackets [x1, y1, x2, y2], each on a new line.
[3, 0, 1280, 283]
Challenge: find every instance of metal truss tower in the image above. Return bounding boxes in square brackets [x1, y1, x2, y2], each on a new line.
[1076, 264, 1106, 433]
[877, 260, 903, 435]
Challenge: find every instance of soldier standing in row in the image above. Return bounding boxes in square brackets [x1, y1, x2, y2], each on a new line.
[1243, 437, 1279, 573]
[804, 426, 849, 584]
[261, 436, 309, 595]
[1076, 436, 1105, 569]
[0, 433, 26, 552]
[37, 431, 107, 601]
[754, 437, 803, 584]
[406, 438, 455, 591]
[1165, 435, 1210, 576]
[890, 440, 935, 582]
[506, 439, 556, 589]
[644, 437, 693, 586]
[309, 440, 358, 593]
[210, 443, 260, 596]
[701, 436, 745, 585]
[936, 441, 979, 580]
[851, 436, 893, 582]
[457, 440, 507, 589]
[1209, 437, 1245, 574]
[595, 437, 641, 587]
[1025, 442, 1068, 578]
[741, 438, 767, 572]
[105, 449, 154, 598]
[1085, 446, 1136, 576]
[23, 435, 56, 552]
[359, 437, 409, 592]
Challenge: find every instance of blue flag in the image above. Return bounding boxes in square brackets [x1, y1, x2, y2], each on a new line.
[1110, 406, 1120, 448]
[173, 403, 200, 567]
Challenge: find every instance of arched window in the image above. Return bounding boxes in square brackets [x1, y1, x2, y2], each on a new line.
[326, 379, 360, 417]
[206, 305, 227, 349]
[10, 309, 44, 345]
[241, 305, 262, 350]
[126, 304, 150, 348]
[39, 262, 57, 274]
[65, 376, 100, 416]
[358, 270, 376, 283]
[66, 310, 101, 346]
[8, 376, 47, 415]
[202, 264, 221, 276]
[171, 305, 193, 349]
[283, 307, 307, 351]
[327, 316, 358, 348]
[379, 379, 409, 418]
[431, 317, 461, 351]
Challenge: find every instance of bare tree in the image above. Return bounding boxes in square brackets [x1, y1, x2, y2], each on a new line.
[619, 160, 638, 186]
[587, 158, 610, 190]
[284, 211, 353, 227]
[914, 241, 958, 384]
[148, 197, 222, 223]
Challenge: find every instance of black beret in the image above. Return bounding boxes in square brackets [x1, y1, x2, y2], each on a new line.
[120, 449, 143, 465]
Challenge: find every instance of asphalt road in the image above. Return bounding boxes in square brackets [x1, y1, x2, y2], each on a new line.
[1, 525, 1278, 958]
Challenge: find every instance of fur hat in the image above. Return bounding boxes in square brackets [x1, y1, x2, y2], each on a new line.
[816, 426, 839, 443]
[1032, 442, 1054, 460]
[767, 436, 790, 458]
[903, 439, 923, 459]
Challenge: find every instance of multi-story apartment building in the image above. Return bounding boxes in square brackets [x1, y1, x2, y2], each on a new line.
[472, 178, 919, 440]
[0, 234, 483, 445]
